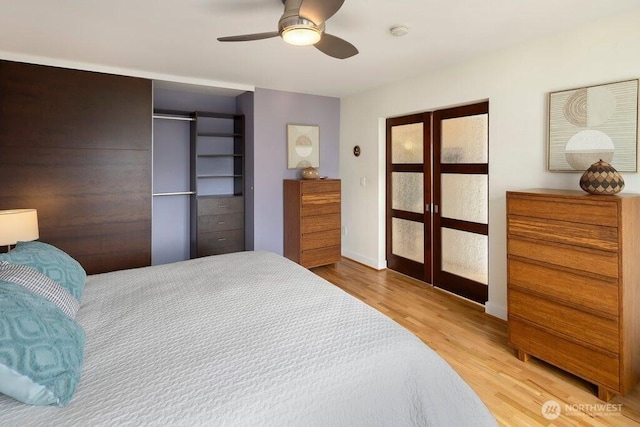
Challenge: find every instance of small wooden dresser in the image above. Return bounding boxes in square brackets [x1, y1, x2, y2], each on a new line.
[506, 189, 640, 400]
[284, 179, 341, 268]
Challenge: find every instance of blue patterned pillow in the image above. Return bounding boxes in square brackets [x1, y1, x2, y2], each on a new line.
[0, 241, 86, 302]
[0, 281, 85, 406]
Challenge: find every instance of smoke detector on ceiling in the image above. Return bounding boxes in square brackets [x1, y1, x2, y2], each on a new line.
[389, 25, 409, 37]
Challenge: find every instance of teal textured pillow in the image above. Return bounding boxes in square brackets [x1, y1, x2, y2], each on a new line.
[0, 241, 86, 302]
[0, 261, 80, 318]
[0, 281, 85, 406]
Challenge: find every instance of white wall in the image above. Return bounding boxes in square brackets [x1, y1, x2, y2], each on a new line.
[340, 7, 640, 320]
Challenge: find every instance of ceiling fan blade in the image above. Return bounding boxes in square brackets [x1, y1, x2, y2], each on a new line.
[299, 0, 345, 25]
[217, 31, 280, 42]
[314, 33, 358, 59]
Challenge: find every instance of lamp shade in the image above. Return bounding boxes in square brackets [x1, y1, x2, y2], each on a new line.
[0, 209, 39, 246]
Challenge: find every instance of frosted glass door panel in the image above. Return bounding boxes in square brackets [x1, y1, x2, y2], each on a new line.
[392, 218, 424, 263]
[153, 119, 191, 193]
[392, 172, 424, 213]
[441, 114, 488, 163]
[441, 174, 488, 224]
[152, 195, 191, 265]
[392, 123, 423, 164]
[441, 228, 488, 285]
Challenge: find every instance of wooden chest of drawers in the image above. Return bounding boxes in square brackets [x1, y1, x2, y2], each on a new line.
[197, 195, 244, 256]
[506, 189, 640, 400]
[284, 179, 341, 268]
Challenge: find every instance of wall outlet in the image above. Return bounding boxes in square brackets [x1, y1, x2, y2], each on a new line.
[360, 176, 366, 187]
[342, 226, 348, 236]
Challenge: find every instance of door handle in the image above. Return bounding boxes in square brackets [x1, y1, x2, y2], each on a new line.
[425, 203, 439, 214]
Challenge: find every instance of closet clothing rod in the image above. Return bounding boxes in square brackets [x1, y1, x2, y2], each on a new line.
[153, 191, 195, 197]
[153, 115, 195, 122]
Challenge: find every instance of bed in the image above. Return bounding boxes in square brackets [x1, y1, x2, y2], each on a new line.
[0, 246, 496, 426]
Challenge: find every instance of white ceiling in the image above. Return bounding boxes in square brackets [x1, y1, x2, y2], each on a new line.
[1, 0, 639, 98]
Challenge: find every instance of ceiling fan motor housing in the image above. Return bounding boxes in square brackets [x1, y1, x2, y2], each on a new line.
[279, 15, 324, 33]
[279, 4, 325, 46]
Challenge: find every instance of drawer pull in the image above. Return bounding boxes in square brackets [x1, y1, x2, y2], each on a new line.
[217, 221, 225, 225]
[218, 205, 228, 208]
[217, 238, 226, 242]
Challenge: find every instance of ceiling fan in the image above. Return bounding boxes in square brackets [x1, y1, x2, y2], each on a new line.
[217, 0, 358, 59]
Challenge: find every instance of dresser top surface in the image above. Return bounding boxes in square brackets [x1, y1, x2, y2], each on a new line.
[507, 188, 639, 199]
[284, 178, 340, 182]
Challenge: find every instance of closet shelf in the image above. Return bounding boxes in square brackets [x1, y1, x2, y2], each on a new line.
[197, 174, 243, 179]
[197, 132, 242, 138]
[197, 154, 243, 158]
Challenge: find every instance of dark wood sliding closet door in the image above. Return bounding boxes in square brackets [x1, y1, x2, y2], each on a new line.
[385, 113, 432, 282]
[0, 60, 152, 274]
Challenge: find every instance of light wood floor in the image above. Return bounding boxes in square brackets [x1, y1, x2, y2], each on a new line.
[312, 258, 640, 427]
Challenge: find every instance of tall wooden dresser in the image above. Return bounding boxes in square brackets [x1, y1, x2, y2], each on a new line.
[284, 179, 341, 268]
[506, 189, 640, 401]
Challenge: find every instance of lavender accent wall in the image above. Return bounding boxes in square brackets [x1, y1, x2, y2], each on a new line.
[252, 88, 340, 255]
[152, 86, 339, 259]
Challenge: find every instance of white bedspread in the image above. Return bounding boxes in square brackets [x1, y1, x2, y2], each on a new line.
[0, 251, 496, 426]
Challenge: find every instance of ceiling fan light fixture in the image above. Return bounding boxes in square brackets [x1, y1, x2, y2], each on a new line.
[282, 25, 322, 46]
[218, 0, 357, 59]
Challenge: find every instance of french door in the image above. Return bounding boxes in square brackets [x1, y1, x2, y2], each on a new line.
[433, 102, 489, 303]
[386, 113, 432, 282]
[386, 102, 489, 304]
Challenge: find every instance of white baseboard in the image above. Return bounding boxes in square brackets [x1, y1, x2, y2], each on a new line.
[485, 301, 507, 321]
[341, 249, 386, 270]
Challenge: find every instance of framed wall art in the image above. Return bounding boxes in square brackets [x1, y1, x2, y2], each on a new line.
[287, 124, 319, 169]
[548, 79, 639, 172]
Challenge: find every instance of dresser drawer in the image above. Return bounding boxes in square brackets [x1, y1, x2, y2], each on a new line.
[508, 258, 618, 318]
[198, 244, 245, 257]
[198, 213, 244, 233]
[508, 238, 618, 279]
[301, 180, 341, 194]
[509, 289, 619, 353]
[508, 216, 618, 252]
[302, 245, 341, 268]
[198, 196, 244, 215]
[197, 229, 244, 251]
[507, 195, 618, 227]
[302, 229, 341, 251]
[301, 193, 341, 217]
[509, 319, 620, 390]
[301, 213, 340, 234]
[301, 202, 340, 217]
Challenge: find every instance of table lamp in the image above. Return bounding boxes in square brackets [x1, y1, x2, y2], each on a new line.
[0, 209, 39, 251]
